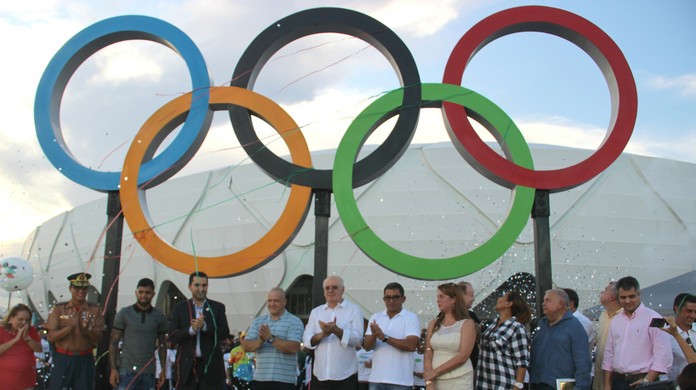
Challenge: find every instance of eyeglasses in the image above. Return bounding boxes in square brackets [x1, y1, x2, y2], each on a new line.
[324, 285, 340, 291]
[383, 295, 402, 301]
[71, 286, 88, 290]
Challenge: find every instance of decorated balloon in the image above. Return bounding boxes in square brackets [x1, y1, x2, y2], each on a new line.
[233, 361, 254, 381]
[0, 257, 34, 291]
[228, 345, 246, 367]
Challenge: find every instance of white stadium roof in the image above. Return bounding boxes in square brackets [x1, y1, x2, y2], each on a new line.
[17, 143, 696, 332]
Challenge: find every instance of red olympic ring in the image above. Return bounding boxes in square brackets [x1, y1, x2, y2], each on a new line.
[443, 6, 637, 192]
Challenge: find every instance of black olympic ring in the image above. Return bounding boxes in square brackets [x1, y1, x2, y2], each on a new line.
[229, 7, 422, 191]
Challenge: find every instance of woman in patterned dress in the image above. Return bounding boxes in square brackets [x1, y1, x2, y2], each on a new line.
[423, 283, 476, 389]
[476, 291, 531, 390]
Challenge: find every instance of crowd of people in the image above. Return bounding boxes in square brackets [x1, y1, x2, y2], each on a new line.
[0, 272, 693, 390]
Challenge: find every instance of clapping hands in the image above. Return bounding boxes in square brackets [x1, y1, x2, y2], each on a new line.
[369, 320, 384, 340]
[319, 320, 337, 336]
[190, 314, 205, 332]
[259, 324, 272, 341]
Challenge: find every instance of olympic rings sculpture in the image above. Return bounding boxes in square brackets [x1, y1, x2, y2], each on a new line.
[35, 6, 636, 279]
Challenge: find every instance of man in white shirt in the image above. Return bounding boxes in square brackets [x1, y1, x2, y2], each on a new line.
[564, 288, 596, 350]
[303, 275, 364, 390]
[667, 293, 696, 381]
[363, 282, 420, 390]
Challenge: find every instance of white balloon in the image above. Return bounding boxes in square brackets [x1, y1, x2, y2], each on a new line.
[0, 257, 34, 292]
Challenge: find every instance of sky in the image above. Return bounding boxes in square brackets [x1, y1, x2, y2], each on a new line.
[0, 0, 694, 258]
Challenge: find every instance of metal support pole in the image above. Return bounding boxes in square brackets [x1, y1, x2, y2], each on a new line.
[312, 190, 331, 307]
[95, 191, 124, 390]
[532, 189, 552, 320]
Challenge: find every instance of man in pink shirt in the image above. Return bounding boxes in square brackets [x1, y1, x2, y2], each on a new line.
[602, 276, 672, 390]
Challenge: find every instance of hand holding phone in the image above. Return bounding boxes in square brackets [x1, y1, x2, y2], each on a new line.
[649, 318, 666, 328]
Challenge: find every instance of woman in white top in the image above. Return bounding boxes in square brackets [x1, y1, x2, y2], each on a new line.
[424, 283, 476, 389]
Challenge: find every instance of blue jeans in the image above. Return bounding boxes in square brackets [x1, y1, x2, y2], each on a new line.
[117, 371, 157, 390]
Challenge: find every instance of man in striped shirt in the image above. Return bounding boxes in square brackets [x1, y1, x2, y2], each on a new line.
[242, 287, 304, 390]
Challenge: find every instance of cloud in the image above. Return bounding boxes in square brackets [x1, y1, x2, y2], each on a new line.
[512, 117, 696, 165]
[514, 117, 606, 150]
[626, 131, 696, 164]
[89, 43, 165, 85]
[646, 73, 696, 97]
[366, 0, 464, 37]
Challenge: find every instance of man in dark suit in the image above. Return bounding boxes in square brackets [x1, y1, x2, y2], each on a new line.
[169, 271, 230, 389]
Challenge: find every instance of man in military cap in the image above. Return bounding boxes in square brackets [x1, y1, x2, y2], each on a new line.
[45, 272, 105, 390]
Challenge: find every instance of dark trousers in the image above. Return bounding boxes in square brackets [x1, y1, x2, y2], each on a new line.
[313, 373, 358, 390]
[253, 380, 296, 390]
[48, 352, 95, 390]
[611, 376, 640, 390]
[177, 358, 225, 390]
[529, 384, 555, 390]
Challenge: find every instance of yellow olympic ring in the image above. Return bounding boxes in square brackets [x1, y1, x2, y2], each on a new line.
[120, 86, 312, 277]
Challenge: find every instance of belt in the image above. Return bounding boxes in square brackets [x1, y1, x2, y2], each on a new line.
[615, 372, 647, 383]
[55, 348, 93, 356]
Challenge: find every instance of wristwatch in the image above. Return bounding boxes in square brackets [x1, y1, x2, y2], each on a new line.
[514, 382, 524, 389]
[382, 335, 390, 343]
[267, 335, 275, 344]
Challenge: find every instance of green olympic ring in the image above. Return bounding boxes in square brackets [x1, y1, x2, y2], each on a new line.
[333, 83, 535, 279]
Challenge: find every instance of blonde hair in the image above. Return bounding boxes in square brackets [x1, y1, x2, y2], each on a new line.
[432, 283, 469, 333]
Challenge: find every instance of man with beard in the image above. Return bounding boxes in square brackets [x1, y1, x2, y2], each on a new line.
[169, 271, 230, 390]
[109, 278, 168, 389]
[45, 272, 105, 390]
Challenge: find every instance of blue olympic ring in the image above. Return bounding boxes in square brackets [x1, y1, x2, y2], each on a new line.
[35, 15, 212, 192]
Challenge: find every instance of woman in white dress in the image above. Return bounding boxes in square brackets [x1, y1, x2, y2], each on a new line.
[423, 283, 476, 390]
